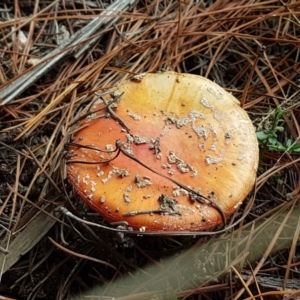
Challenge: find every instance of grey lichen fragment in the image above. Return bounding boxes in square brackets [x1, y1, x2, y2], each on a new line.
[100, 195, 106, 203]
[165, 110, 204, 129]
[165, 110, 208, 145]
[121, 142, 134, 156]
[207, 86, 224, 100]
[213, 109, 228, 122]
[167, 151, 182, 164]
[210, 142, 218, 151]
[117, 168, 130, 178]
[237, 146, 253, 164]
[86, 193, 93, 200]
[167, 151, 197, 177]
[65, 149, 77, 160]
[165, 116, 190, 128]
[139, 226, 146, 232]
[234, 201, 242, 209]
[192, 124, 208, 139]
[112, 90, 122, 98]
[90, 180, 97, 193]
[172, 186, 181, 197]
[161, 163, 175, 175]
[96, 166, 104, 177]
[201, 97, 215, 109]
[207, 124, 217, 136]
[158, 194, 181, 215]
[189, 110, 205, 119]
[199, 142, 205, 150]
[182, 190, 190, 198]
[168, 169, 175, 175]
[155, 152, 162, 160]
[205, 156, 221, 165]
[149, 137, 161, 159]
[191, 168, 198, 177]
[189, 188, 204, 203]
[188, 110, 209, 139]
[160, 126, 169, 136]
[205, 149, 226, 165]
[162, 163, 172, 169]
[225, 132, 233, 144]
[101, 167, 130, 184]
[178, 164, 198, 177]
[127, 111, 141, 121]
[101, 171, 113, 184]
[82, 173, 91, 185]
[131, 73, 146, 82]
[127, 134, 153, 144]
[123, 185, 133, 203]
[135, 174, 152, 188]
[172, 186, 189, 197]
[105, 144, 114, 151]
[124, 134, 157, 157]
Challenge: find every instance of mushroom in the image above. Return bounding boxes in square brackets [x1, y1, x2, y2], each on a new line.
[66, 72, 259, 232]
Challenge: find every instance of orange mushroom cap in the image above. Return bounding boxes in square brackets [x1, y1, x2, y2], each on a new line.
[66, 72, 259, 232]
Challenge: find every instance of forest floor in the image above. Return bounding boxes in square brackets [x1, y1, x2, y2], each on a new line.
[0, 0, 300, 299]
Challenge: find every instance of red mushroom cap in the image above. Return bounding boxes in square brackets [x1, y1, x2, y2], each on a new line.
[66, 72, 259, 232]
